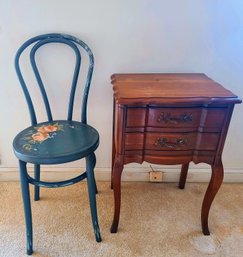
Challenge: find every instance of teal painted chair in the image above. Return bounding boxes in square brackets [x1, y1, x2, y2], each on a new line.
[13, 33, 102, 255]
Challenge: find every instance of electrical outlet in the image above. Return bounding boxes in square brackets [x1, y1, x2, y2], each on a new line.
[149, 171, 163, 182]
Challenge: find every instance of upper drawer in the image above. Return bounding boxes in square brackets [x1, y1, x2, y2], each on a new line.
[126, 107, 226, 132]
[126, 108, 146, 127]
[147, 107, 226, 130]
[148, 108, 200, 128]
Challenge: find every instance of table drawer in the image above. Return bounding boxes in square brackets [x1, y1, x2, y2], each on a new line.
[126, 108, 146, 127]
[146, 132, 220, 151]
[125, 133, 145, 150]
[125, 132, 220, 151]
[148, 108, 199, 128]
[126, 107, 226, 132]
[147, 108, 226, 130]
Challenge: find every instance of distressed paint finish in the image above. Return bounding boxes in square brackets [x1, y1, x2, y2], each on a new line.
[13, 33, 101, 255]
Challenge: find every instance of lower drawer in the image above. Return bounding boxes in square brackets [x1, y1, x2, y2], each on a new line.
[125, 132, 220, 151]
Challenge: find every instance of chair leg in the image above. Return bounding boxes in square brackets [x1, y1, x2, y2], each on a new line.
[86, 153, 102, 242]
[19, 160, 33, 255]
[92, 153, 98, 194]
[34, 164, 40, 201]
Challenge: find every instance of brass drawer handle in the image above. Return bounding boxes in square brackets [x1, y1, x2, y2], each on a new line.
[157, 112, 192, 124]
[155, 138, 187, 148]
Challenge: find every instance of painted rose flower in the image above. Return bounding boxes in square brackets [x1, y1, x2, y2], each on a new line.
[32, 132, 49, 142]
[23, 122, 63, 150]
[37, 125, 58, 133]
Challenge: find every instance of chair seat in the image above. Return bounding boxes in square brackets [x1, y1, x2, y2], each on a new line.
[13, 120, 99, 164]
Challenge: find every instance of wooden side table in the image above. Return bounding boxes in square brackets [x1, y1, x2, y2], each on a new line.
[110, 73, 241, 235]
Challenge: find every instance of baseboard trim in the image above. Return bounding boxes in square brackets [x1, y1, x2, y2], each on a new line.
[0, 166, 243, 183]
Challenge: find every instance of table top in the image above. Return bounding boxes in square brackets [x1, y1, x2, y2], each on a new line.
[111, 73, 241, 105]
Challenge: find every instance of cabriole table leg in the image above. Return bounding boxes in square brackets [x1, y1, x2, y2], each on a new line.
[110, 155, 124, 233]
[178, 163, 189, 189]
[201, 159, 224, 235]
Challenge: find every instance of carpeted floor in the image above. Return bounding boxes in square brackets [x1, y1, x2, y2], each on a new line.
[1, 181, 243, 257]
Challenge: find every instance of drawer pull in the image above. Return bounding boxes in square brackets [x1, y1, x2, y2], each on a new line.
[155, 138, 187, 148]
[157, 112, 192, 124]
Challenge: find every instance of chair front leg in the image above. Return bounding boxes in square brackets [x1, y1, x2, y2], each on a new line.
[19, 160, 33, 255]
[34, 164, 40, 201]
[86, 153, 102, 242]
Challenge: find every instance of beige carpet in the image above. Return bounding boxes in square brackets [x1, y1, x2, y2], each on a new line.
[1, 181, 243, 257]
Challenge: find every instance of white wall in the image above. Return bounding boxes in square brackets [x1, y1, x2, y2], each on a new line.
[0, 0, 242, 180]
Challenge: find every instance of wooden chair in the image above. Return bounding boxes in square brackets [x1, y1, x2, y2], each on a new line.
[13, 33, 102, 255]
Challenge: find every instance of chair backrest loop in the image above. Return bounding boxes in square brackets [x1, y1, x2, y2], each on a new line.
[15, 33, 94, 125]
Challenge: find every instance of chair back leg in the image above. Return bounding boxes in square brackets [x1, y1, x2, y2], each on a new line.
[34, 164, 40, 201]
[91, 153, 98, 194]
